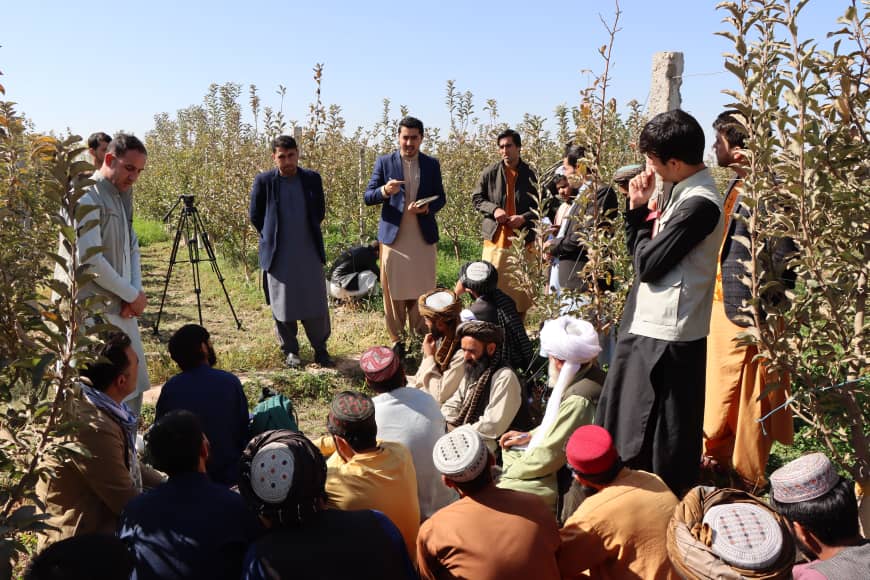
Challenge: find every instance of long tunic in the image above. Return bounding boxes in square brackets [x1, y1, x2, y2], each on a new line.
[381, 155, 436, 300]
[417, 486, 561, 580]
[441, 367, 522, 452]
[267, 174, 328, 321]
[412, 349, 465, 404]
[558, 468, 680, 579]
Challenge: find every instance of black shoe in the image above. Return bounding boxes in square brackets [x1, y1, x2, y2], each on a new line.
[284, 352, 302, 368]
[391, 341, 405, 359]
[315, 352, 335, 368]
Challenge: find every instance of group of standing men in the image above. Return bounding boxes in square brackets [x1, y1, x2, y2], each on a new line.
[65, 107, 794, 506]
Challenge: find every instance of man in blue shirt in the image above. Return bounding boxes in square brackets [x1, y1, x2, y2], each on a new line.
[120, 410, 262, 580]
[156, 324, 249, 485]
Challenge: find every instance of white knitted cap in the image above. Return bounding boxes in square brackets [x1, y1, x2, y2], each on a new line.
[703, 503, 784, 571]
[770, 452, 839, 504]
[250, 442, 295, 503]
[424, 290, 455, 310]
[432, 427, 488, 482]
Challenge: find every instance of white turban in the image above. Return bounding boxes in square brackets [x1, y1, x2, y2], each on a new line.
[526, 316, 601, 452]
[539, 316, 601, 364]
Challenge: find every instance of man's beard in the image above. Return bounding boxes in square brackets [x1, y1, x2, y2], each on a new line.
[207, 345, 217, 367]
[547, 357, 560, 389]
[430, 325, 444, 340]
[464, 352, 492, 384]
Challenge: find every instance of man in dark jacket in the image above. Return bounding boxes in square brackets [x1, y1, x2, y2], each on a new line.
[249, 135, 332, 368]
[472, 129, 538, 317]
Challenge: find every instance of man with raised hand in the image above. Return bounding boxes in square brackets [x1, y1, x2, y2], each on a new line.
[412, 289, 465, 404]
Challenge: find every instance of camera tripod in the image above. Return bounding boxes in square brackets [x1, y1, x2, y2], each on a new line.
[153, 194, 242, 333]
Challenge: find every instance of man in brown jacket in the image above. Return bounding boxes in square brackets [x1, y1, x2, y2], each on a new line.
[36, 332, 164, 549]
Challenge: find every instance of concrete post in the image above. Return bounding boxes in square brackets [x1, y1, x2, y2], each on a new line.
[649, 52, 684, 115]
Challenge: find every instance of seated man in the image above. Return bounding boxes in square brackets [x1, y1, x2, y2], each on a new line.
[417, 427, 560, 579]
[36, 332, 164, 549]
[441, 321, 522, 452]
[318, 391, 420, 557]
[239, 430, 416, 579]
[455, 260, 533, 373]
[559, 425, 679, 579]
[769, 453, 869, 579]
[328, 240, 380, 300]
[498, 316, 604, 513]
[361, 346, 456, 519]
[156, 324, 249, 486]
[411, 289, 465, 404]
[119, 410, 262, 580]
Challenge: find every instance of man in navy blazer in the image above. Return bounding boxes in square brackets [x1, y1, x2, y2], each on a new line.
[250, 135, 332, 367]
[364, 117, 446, 352]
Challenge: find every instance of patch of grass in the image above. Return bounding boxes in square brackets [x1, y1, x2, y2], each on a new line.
[134, 217, 170, 247]
[436, 237, 481, 288]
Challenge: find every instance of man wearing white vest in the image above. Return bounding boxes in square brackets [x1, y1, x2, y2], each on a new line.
[595, 110, 723, 496]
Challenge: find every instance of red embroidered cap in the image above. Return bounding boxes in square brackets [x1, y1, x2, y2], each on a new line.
[359, 346, 399, 383]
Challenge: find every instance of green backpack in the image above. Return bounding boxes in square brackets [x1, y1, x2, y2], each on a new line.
[250, 388, 299, 436]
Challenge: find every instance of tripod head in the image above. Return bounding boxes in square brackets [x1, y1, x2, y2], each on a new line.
[163, 194, 198, 222]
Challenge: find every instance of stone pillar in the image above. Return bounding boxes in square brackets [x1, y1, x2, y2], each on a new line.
[649, 52, 684, 115]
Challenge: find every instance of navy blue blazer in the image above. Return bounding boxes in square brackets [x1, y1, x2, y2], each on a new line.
[249, 167, 326, 271]
[363, 151, 446, 245]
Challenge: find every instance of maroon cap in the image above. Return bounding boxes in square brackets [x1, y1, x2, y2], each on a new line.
[566, 425, 618, 475]
[359, 346, 399, 384]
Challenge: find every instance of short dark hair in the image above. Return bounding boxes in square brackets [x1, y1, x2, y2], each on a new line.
[107, 133, 147, 158]
[638, 109, 705, 165]
[497, 129, 521, 148]
[564, 143, 586, 168]
[25, 533, 134, 580]
[398, 116, 424, 136]
[770, 477, 860, 546]
[450, 456, 494, 496]
[169, 324, 209, 371]
[81, 332, 132, 392]
[145, 410, 204, 477]
[271, 135, 298, 152]
[713, 109, 749, 149]
[87, 132, 111, 150]
[366, 367, 406, 394]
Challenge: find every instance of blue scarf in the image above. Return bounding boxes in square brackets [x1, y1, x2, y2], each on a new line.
[81, 385, 138, 462]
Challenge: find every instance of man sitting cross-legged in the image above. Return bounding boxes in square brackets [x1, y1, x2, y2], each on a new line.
[558, 425, 679, 579]
[441, 320, 522, 452]
[316, 390, 420, 558]
[498, 315, 605, 515]
[360, 346, 456, 519]
[156, 324, 249, 486]
[417, 427, 561, 580]
[119, 410, 262, 580]
[411, 289, 466, 404]
[239, 430, 416, 580]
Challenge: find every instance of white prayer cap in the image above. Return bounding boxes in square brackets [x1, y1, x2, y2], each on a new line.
[539, 315, 601, 364]
[432, 426, 489, 482]
[250, 442, 296, 503]
[702, 503, 784, 570]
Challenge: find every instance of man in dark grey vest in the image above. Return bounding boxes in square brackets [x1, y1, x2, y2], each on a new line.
[249, 136, 332, 368]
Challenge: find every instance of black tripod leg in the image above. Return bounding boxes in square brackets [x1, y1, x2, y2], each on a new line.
[154, 211, 187, 334]
[186, 209, 204, 327]
[192, 209, 243, 330]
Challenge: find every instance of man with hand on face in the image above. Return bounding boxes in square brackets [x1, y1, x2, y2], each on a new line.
[55, 133, 151, 416]
[472, 129, 538, 318]
[364, 117, 446, 356]
[594, 109, 724, 497]
[412, 289, 465, 404]
[250, 135, 332, 368]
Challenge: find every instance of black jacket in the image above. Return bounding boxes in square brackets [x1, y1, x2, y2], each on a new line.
[471, 159, 539, 244]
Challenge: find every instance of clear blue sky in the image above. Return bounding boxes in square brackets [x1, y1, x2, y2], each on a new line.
[2, 0, 854, 144]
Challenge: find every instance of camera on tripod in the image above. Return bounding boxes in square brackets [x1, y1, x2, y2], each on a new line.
[154, 193, 241, 333]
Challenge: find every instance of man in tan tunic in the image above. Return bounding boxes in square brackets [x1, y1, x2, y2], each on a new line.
[411, 289, 465, 404]
[364, 117, 446, 354]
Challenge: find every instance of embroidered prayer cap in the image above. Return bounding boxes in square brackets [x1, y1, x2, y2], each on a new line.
[359, 346, 399, 384]
[459, 261, 498, 296]
[457, 320, 504, 346]
[327, 390, 376, 437]
[539, 315, 601, 364]
[418, 288, 462, 322]
[613, 163, 644, 185]
[432, 426, 489, 482]
[770, 452, 840, 504]
[250, 441, 296, 503]
[702, 503, 784, 571]
[566, 425, 618, 475]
